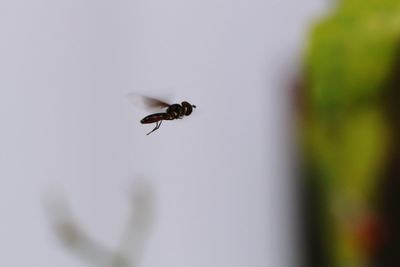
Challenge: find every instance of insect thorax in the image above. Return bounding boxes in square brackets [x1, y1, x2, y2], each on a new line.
[166, 104, 182, 118]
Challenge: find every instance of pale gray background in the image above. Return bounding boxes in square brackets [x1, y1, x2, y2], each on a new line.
[0, 1, 330, 266]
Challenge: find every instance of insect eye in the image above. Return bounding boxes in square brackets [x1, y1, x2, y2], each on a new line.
[182, 103, 193, 115]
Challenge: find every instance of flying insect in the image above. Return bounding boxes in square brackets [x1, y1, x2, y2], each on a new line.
[136, 96, 196, 135]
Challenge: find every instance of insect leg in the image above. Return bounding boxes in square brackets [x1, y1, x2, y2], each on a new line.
[146, 120, 163, 135]
[156, 120, 163, 132]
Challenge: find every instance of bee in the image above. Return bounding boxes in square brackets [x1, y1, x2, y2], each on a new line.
[136, 96, 196, 135]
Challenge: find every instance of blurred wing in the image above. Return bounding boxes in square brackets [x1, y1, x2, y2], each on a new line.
[141, 95, 170, 109]
[126, 93, 171, 111]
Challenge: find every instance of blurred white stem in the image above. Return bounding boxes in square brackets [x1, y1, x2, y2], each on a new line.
[46, 180, 154, 267]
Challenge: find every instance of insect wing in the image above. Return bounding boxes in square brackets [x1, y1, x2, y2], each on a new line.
[141, 95, 170, 109]
[126, 93, 171, 111]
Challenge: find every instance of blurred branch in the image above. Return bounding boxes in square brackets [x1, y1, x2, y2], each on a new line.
[116, 182, 154, 266]
[45, 180, 155, 267]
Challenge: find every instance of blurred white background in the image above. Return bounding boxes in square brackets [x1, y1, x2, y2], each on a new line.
[0, 1, 330, 266]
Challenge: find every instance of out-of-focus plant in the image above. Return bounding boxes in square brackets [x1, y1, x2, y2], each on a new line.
[299, 1, 400, 266]
[46, 180, 155, 267]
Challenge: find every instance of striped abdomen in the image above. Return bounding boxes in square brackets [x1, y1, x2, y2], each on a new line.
[140, 113, 175, 124]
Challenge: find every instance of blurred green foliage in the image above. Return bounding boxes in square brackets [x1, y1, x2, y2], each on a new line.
[301, 1, 400, 266]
